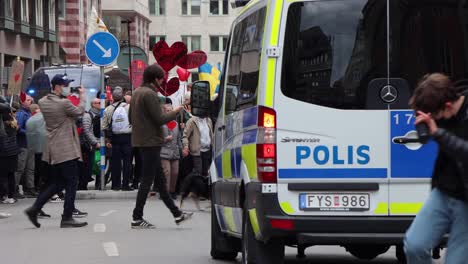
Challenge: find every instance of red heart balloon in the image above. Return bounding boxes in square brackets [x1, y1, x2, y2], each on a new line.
[176, 68, 190, 82]
[160, 77, 180, 97]
[177, 50, 207, 69]
[152, 41, 188, 72]
[167, 120, 177, 131]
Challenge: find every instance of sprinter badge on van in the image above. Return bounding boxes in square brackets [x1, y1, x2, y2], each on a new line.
[380, 85, 398, 103]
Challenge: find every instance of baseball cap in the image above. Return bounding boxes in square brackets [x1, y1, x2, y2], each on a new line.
[51, 74, 74, 87]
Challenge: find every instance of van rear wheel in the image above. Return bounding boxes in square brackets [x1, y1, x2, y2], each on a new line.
[211, 201, 239, 261]
[346, 245, 390, 260]
[242, 206, 284, 264]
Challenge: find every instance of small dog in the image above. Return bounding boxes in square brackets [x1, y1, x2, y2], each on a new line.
[179, 173, 210, 211]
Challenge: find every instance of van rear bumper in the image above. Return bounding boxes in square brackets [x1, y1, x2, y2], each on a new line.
[262, 215, 412, 244]
[245, 183, 415, 244]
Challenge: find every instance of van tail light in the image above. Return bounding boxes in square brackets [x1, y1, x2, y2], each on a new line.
[257, 107, 277, 183]
[270, 219, 295, 230]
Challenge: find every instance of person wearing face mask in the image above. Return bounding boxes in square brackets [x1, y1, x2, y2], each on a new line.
[24, 74, 88, 228]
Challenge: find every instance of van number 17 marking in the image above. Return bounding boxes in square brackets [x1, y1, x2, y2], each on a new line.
[393, 113, 414, 125]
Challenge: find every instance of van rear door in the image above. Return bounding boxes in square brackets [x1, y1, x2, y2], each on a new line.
[387, 0, 466, 216]
[275, 0, 391, 216]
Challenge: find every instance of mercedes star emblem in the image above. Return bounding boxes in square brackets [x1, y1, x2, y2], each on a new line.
[380, 85, 398, 103]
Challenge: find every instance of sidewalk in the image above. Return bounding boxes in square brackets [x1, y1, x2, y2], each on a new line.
[75, 189, 139, 200]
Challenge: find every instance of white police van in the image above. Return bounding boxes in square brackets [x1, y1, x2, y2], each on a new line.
[188, 0, 465, 263]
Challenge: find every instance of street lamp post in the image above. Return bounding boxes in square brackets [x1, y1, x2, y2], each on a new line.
[121, 18, 133, 90]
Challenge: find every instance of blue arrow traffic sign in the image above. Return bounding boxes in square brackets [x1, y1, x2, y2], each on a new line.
[85, 32, 120, 67]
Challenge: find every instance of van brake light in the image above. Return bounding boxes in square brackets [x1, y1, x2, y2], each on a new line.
[257, 107, 277, 183]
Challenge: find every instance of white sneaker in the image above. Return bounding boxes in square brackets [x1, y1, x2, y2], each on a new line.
[50, 195, 63, 203]
[0, 212, 11, 218]
[1, 198, 15, 204]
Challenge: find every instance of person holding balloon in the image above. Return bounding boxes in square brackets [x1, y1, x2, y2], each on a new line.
[160, 103, 182, 200]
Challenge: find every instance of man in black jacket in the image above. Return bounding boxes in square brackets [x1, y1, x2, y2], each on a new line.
[405, 73, 468, 263]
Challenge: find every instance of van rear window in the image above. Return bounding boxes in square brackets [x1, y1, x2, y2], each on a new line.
[281, 0, 385, 110]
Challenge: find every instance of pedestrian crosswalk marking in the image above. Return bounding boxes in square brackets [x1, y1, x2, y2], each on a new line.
[100, 210, 117, 217]
[94, 224, 106, 233]
[103, 242, 119, 257]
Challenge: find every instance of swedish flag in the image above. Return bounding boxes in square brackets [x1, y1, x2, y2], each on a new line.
[198, 63, 221, 98]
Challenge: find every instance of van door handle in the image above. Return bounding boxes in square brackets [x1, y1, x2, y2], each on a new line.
[393, 137, 421, 144]
[218, 125, 225, 131]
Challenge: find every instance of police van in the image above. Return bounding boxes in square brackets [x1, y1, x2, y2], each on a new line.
[189, 0, 466, 263]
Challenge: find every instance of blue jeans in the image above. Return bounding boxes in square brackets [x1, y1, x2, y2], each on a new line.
[404, 188, 468, 264]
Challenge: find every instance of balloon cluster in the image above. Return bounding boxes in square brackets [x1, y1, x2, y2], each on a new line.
[152, 40, 207, 96]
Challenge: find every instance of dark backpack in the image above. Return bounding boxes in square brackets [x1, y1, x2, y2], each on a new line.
[89, 111, 101, 138]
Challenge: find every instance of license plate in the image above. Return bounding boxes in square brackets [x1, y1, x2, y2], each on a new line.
[299, 193, 370, 212]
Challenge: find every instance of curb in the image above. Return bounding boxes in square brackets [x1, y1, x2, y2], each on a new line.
[75, 190, 139, 200]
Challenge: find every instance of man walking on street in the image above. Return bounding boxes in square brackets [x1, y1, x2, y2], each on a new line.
[25, 74, 88, 228]
[130, 64, 192, 229]
[405, 73, 468, 263]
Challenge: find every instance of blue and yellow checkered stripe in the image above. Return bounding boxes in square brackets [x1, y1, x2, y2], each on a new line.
[215, 106, 260, 180]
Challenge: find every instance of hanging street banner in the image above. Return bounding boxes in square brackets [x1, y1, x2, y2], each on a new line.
[130, 60, 147, 89]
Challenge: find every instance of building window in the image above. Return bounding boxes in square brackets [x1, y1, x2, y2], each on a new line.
[149, 35, 166, 50]
[182, 35, 201, 51]
[58, 0, 65, 19]
[5, 0, 13, 18]
[149, 0, 165, 16]
[182, 0, 201, 16]
[49, 0, 56, 30]
[79, 0, 84, 21]
[210, 0, 228, 15]
[210, 35, 228, 52]
[21, 0, 29, 22]
[36, 0, 44, 27]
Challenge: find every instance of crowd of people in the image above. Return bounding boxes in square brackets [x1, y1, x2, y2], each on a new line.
[0, 64, 214, 228]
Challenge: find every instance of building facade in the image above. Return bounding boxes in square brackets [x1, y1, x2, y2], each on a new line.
[57, 0, 101, 64]
[101, 0, 151, 75]
[148, 0, 237, 79]
[0, 0, 60, 90]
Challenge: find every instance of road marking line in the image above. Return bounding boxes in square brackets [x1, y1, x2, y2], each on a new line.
[94, 223, 106, 233]
[100, 210, 117, 217]
[103, 242, 119, 257]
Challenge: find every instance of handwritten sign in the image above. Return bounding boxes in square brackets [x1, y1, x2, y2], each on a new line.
[7, 60, 25, 96]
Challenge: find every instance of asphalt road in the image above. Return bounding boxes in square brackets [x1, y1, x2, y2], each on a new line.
[0, 198, 445, 264]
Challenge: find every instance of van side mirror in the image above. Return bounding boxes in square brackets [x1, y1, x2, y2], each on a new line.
[190, 81, 211, 117]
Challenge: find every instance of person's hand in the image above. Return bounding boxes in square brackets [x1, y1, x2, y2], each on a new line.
[96, 143, 101, 149]
[180, 123, 185, 129]
[173, 105, 184, 113]
[415, 111, 438, 135]
[106, 142, 112, 148]
[183, 147, 189, 157]
[166, 135, 173, 141]
[78, 86, 85, 96]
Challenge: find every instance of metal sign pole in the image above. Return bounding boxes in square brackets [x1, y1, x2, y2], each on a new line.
[85, 31, 120, 191]
[100, 66, 106, 190]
